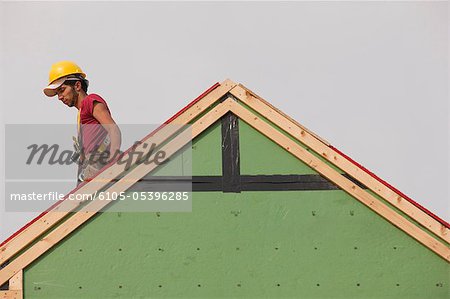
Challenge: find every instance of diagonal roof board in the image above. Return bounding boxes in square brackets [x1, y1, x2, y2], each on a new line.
[230, 85, 450, 235]
[0, 82, 222, 248]
[0, 79, 236, 266]
[0, 82, 223, 250]
[1, 79, 449, 286]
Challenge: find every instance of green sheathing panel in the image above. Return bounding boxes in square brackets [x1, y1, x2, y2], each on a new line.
[143, 112, 443, 243]
[191, 121, 221, 176]
[151, 121, 222, 176]
[238, 116, 448, 245]
[148, 146, 186, 176]
[24, 191, 448, 298]
[239, 121, 343, 175]
[237, 102, 344, 175]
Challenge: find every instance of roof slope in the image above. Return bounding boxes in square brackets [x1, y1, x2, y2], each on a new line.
[1, 79, 449, 288]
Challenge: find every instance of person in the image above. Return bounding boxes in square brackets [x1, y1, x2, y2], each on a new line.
[43, 61, 121, 183]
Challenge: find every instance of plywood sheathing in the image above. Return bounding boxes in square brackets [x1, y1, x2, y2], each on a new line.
[0, 80, 237, 266]
[1, 80, 449, 287]
[230, 84, 450, 244]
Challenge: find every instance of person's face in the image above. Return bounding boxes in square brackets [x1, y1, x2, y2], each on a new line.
[56, 81, 80, 107]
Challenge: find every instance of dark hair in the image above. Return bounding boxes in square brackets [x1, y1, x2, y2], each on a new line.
[64, 77, 89, 93]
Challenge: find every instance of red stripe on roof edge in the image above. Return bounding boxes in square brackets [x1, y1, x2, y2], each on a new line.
[0, 82, 221, 248]
[329, 145, 450, 229]
[0, 174, 94, 248]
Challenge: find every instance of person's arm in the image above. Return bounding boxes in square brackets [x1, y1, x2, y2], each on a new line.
[92, 102, 122, 160]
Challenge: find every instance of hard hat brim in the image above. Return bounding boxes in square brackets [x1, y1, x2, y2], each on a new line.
[43, 77, 66, 97]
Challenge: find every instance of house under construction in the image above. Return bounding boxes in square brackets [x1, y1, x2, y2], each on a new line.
[0, 79, 449, 298]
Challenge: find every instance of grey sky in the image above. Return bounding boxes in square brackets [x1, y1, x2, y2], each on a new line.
[0, 1, 448, 242]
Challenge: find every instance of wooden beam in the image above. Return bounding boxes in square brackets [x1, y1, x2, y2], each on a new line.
[0, 79, 236, 265]
[230, 84, 450, 244]
[4, 271, 22, 299]
[0, 291, 22, 299]
[233, 84, 330, 145]
[0, 99, 233, 286]
[227, 100, 450, 262]
[8, 271, 21, 292]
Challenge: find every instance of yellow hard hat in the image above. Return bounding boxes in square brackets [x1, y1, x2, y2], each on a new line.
[43, 61, 87, 97]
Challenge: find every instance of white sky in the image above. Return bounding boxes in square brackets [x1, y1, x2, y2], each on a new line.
[0, 1, 448, 242]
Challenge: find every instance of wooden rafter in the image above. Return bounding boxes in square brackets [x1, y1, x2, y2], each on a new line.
[1, 80, 448, 288]
[0, 271, 22, 299]
[0, 79, 236, 266]
[226, 99, 450, 262]
[233, 84, 330, 145]
[0, 291, 21, 299]
[230, 84, 450, 244]
[8, 270, 22, 292]
[0, 99, 233, 286]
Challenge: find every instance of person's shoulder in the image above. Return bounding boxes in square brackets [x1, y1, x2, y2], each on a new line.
[85, 93, 108, 106]
[86, 93, 106, 102]
[81, 94, 109, 115]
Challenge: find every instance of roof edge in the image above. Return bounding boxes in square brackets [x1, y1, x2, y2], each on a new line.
[0, 82, 222, 248]
[330, 145, 450, 229]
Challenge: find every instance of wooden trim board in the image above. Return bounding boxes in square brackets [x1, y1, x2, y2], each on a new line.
[0, 291, 22, 299]
[0, 99, 232, 286]
[0, 271, 22, 299]
[8, 271, 22, 292]
[227, 100, 450, 262]
[234, 84, 330, 145]
[230, 84, 450, 244]
[1, 81, 448, 288]
[0, 79, 237, 265]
